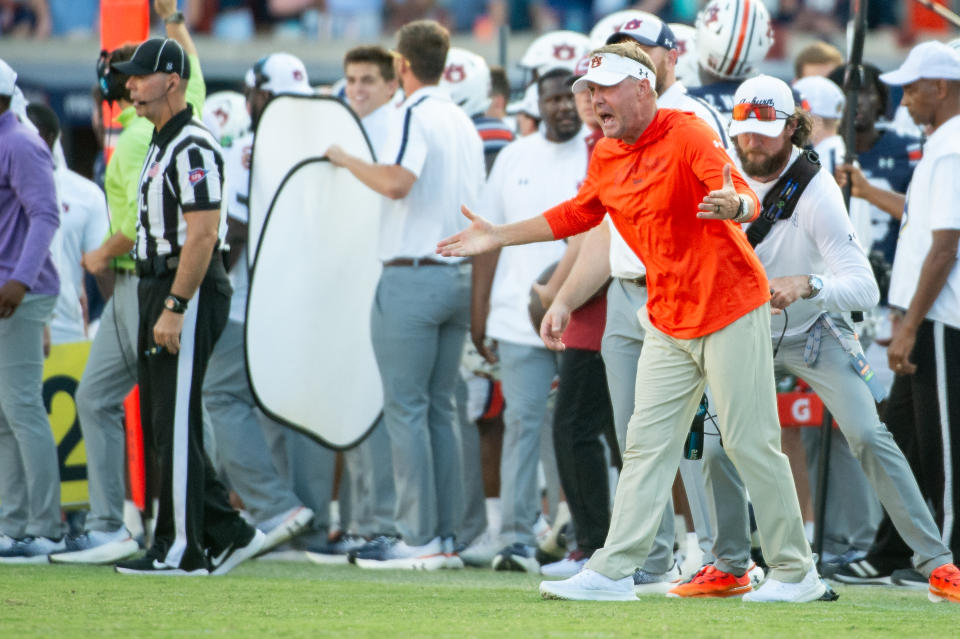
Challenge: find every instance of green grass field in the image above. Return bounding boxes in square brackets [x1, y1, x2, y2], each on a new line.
[1, 561, 953, 638]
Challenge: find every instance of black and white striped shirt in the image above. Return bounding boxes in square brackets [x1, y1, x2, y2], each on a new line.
[135, 106, 226, 259]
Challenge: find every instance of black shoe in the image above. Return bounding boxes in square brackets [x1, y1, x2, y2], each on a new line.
[831, 557, 908, 585]
[891, 568, 928, 590]
[115, 554, 209, 576]
[347, 535, 398, 564]
[209, 528, 266, 576]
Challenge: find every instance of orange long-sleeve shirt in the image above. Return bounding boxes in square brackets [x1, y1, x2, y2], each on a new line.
[544, 109, 769, 339]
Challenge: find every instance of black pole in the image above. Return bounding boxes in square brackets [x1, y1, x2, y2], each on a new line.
[812, 408, 833, 569]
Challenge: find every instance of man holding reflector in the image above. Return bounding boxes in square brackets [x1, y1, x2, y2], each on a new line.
[437, 40, 822, 602]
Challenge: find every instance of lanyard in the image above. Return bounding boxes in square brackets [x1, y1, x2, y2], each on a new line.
[803, 313, 888, 402]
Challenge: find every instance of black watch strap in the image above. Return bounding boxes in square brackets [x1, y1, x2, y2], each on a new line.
[164, 294, 188, 314]
[164, 11, 185, 25]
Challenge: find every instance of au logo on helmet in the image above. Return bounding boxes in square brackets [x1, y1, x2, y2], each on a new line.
[553, 44, 575, 60]
[444, 64, 466, 83]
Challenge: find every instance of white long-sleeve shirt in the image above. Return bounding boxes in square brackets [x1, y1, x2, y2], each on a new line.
[745, 148, 880, 338]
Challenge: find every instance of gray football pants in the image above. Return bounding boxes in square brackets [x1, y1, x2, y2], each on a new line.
[600, 277, 715, 572]
[74, 272, 139, 533]
[801, 426, 882, 555]
[497, 341, 560, 548]
[702, 323, 952, 576]
[456, 375, 487, 545]
[0, 293, 62, 539]
[202, 319, 304, 524]
[343, 416, 397, 537]
[370, 263, 469, 546]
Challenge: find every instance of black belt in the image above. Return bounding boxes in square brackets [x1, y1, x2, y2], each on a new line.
[383, 257, 454, 267]
[135, 254, 179, 278]
[621, 274, 646, 287]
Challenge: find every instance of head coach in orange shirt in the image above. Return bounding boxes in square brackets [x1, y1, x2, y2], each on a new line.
[437, 40, 823, 603]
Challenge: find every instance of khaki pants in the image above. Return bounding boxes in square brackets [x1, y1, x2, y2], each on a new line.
[586, 303, 813, 583]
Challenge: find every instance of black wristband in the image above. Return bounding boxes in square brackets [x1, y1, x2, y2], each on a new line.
[164, 11, 185, 25]
[164, 294, 188, 314]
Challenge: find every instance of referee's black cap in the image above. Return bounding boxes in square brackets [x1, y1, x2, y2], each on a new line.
[112, 38, 190, 79]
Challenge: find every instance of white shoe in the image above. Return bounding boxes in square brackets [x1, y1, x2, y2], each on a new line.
[258, 506, 314, 554]
[633, 561, 682, 595]
[0, 536, 65, 564]
[460, 531, 500, 568]
[747, 562, 766, 588]
[50, 527, 139, 565]
[491, 543, 540, 573]
[540, 568, 638, 601]
[742, 565, 825, 603]
[354, 536, 447, 571]
[541, 550, 589, 578]
[442, 537, 464, 570]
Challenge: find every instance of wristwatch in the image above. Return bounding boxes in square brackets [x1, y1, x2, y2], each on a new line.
[164, 11, 185, 25]
[806, 275, 823, 299]
[164, 294, 188, 314]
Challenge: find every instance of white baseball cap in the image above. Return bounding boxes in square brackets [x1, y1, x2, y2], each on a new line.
[506, 82, 539, 119]
[570, 52, 656, 94]
[0, 58, 17, 97]
[879, 40, 960, 86]
[793, 76, 844, 119]
[245, 53, 312, 96]
[728, 74, 795, 138]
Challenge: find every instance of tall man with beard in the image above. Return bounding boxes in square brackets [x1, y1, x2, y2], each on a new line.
[668, 75, 959, 603]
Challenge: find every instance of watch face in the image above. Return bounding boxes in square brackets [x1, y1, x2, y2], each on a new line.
[164, 297, 174, 310]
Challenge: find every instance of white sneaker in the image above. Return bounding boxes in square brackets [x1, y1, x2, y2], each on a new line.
[354, 536, 447, 571]
[49, 527, 139, 565]
[460, 531, 500, 568]
[0, 536, 66, 564]
[540, 568, 638, 601]
[491, 543, 540, 573]
[541, 550, 589, 578]
[257, 506, 314, 554]
[633, 561, 682, 595]
[442, 537, 464, 570]
[742, 565, 826, 603]
[747, 562, 766, 588]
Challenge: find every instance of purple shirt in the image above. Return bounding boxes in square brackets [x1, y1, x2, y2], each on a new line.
[0, 109, 60, 295]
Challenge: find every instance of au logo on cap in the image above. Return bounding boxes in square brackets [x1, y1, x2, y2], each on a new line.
[590, 55, 603, 68]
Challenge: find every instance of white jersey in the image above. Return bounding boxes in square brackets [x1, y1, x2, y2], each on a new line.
[889, 114, 960, 328]
[360, 94, 401, 162]
[484, 130, 586, 346]
[50, 167, 109, 344]
[745, 148, 879, 338]
[223, 131, 253, 324]
[609, 82, 734, 279]
[377, 85, 485, 263]
[814, 134, 844, 178]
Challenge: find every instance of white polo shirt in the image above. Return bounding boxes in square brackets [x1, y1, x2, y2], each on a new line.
[484, 130, 586, 346]
[608, 82, 734, 279]
[50, 167, 109, 344]
[222, 131, 253, 324]
[745, 148, 878, 337]
[889, 114, 960, 329]
[378, 85, 485, 263]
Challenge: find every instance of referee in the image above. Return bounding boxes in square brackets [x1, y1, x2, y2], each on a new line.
[111, 38, 263, 576]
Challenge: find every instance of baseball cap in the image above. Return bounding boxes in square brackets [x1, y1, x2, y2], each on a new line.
[571, 52, 657, 94]
[606, 15, 677, 50]
[793, 76, 844, 119]
[0, 58, 16, 96]
[506, 83, 540, 119]
[728, 74, 795, 138]
[879, 40, 960, 86]
[112, 38, 190, 79]
[245, 53, 312, 96]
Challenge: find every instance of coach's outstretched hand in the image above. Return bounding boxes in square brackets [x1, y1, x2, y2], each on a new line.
[436, 205, 502, 257]
[697, 163, 741, 220]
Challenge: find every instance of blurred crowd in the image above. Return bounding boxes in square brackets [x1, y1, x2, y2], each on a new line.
[0, 0, 939, 43]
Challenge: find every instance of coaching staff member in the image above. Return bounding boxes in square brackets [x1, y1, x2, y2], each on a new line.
[438, 41, 821, 601]
[111, 38, 263, 576]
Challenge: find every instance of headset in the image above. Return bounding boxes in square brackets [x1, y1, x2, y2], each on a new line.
[97, 49, 128, 104]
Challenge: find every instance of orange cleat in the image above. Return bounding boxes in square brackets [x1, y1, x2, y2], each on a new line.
[667, 564, 753, 598]
[929, 563, 960, 603]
